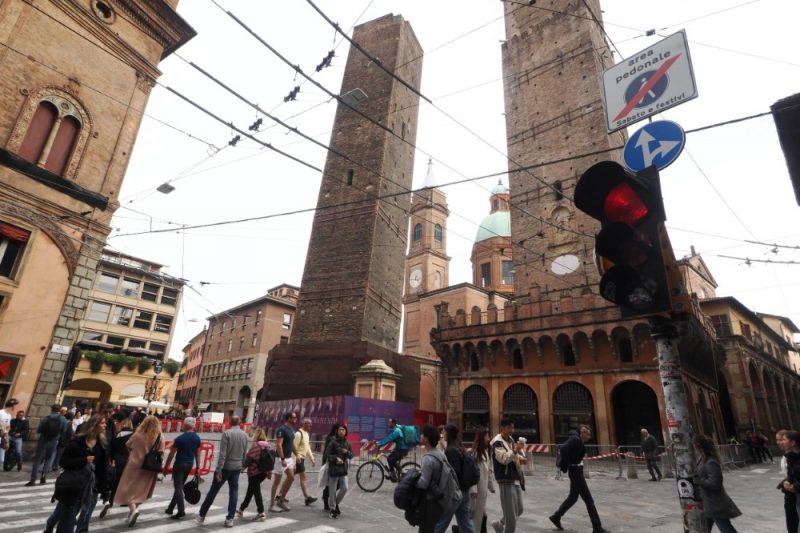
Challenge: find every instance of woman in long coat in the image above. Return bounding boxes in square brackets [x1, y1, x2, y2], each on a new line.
[114, 415, 163, 526]
[694, 434, 741, 533]
[470, 428, 495, 533]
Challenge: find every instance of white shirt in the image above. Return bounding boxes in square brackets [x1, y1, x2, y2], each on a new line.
[0, 409, 12, 431]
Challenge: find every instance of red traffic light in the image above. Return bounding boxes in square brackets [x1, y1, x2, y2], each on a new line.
[603, 182, 648, 226]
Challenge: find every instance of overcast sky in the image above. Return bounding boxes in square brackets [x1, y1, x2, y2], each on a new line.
[106, 0, 800, 361]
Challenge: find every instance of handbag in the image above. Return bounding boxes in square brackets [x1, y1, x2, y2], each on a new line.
[328, 460, 348, 477]
[54, 464, 93, 501]
[184, 475, 202, 504]
[141, 436, 163, 472]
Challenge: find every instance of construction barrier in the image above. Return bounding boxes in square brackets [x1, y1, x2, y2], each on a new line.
[162, 439, 215, 476]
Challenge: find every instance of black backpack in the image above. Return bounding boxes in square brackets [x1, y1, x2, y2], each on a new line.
[257, 445, 275, 471]
[394, 468, 425, 526]
[41, 416, 61, 440]
[460, 451, 480, 489]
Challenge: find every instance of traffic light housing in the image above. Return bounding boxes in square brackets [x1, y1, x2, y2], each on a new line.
[574, 161, 671, 318]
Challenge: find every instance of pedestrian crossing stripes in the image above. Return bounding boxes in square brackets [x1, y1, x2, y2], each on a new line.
[0, 480, 343, 533]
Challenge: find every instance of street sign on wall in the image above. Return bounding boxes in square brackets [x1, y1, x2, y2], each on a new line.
[602, 30, 697, 132]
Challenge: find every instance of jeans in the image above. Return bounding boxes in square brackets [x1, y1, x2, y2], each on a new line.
[10, 436, 23, 466]
[387, 448, 409, 477]
[706, 517, 738, 533]
[167, 463, 192, 515]
[199, 469, 240, 520]
[646, 457, 662, 480]
[75, 490, 98, 533]
[434, 488, 475, 533]
[31, 438, 59, 481]
[326, 475, 348, 511]
[53, 446, 66, 472]
[45, 500, 79, 533]
[240, 473, 267, 514]
[497, 484, 524, 533]
[553, 466, 602, 530]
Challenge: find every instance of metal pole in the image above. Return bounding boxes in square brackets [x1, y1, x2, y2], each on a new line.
[652, 324, 705, 533]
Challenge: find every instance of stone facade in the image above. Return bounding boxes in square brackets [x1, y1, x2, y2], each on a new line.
[501, 0, 626, 299]
[291, 14, 423, 351]
[0, 1, 193, 419]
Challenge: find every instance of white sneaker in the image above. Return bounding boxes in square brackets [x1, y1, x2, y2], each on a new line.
[268, 504, 279, 513]
[252, 513, 266, 521]
[195, 515, 205, 525]
[224, 518, 234, 527]
[236, 509, 244, 518]
[277, 498, 290, 512]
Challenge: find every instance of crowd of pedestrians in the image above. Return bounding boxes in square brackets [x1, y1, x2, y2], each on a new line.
[5, 398, 800, 532]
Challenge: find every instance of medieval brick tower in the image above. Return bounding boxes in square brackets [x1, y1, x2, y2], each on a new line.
[502, 1, 626, 299]
[263, 14, 424, 402]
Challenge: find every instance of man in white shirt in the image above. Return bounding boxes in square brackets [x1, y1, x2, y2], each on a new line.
[0, 398, 18, 465]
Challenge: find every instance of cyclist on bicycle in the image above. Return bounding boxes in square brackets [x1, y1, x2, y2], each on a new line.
[374, 418, 408, 481]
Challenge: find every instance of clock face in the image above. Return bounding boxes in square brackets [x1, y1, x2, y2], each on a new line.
[409, 268, 422, 289]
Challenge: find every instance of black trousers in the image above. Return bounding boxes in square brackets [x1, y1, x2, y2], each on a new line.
[108, 460, 127, 505]
[646, 457, 662, 480]
[240, 473, 267, 514]
[785, 494, 799, 533]
[387, 448, 409, 476]
[553, 466, 601, 530]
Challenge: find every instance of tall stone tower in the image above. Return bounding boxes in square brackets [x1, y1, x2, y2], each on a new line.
[290, 14, 423, 351]
[501, 1, 626, 299]
[263, 14, 424, 403]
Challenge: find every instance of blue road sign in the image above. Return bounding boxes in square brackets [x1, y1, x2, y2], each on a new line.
[623, 120, 686, 172]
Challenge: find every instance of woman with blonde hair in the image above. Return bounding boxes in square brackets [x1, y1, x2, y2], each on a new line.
[237, 427, 273, 521]
[114, 415, 163, 526]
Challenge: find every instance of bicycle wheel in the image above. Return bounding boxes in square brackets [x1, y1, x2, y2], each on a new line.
[356, 460, 385, 492]
[399, 461, 420, 474]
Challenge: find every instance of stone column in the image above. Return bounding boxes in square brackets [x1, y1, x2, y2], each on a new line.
[29, 236, 103, 420]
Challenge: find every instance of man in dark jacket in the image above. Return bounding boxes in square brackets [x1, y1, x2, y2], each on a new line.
[435, 424, 475, 533]
[27, 404, 66, 486]
[8, 410, 29, 471]
[549, 426, 610, 533]
[640, 428, 662, 481]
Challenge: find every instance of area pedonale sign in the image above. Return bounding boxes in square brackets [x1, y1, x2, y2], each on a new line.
[601, 30, 697, 132]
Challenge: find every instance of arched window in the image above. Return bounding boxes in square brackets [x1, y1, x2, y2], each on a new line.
[563, 343, 576, 366]
[9, 90, 90, 178]
[554, 180, 564, 200]
[463, 385, 489, 443]
[469, 352, 480, 371]
[618, 338, 633, 363]
[503, 384, 539, 442]
[434, 224, 443, 242]
[413, 223, 422, 241]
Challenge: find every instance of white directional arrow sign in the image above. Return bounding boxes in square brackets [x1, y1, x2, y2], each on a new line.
[634, 130, 681, 168]
[623, 120, 686, 172]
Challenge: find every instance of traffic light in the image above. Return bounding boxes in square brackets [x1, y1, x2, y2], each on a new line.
[574, 161, 671, 318]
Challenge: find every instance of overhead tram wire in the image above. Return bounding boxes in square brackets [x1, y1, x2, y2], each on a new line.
[301, 1, 596, 241]
[207, 0, 595, 245]
[110, 105, 781, 239]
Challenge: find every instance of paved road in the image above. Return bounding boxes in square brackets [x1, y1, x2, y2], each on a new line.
[0, 434, 788, 532]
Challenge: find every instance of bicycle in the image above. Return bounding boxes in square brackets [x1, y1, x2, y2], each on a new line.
[356, 450, 420, 492]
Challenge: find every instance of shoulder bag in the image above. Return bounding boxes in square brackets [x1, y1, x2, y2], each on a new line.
[141, 435, 163, 472]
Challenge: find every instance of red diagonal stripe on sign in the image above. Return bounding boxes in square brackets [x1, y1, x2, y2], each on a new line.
[613, 54, 682, 122]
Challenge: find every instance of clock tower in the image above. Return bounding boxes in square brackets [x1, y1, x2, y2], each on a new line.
[404, 159, 450, 299]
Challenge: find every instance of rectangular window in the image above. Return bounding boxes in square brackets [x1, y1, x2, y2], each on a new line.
[127, 339, 146, 349]
[160, 287, 178, 306]
[0, 223, 30, 279]
[141, 283, 159, 302]
[221, 321, 226, 332]
[480, 263, 491, 287]
[106, 335, 125, 347]
[710, 315, 732, 337]
[255, 310, 262, 326]
[740, 322, 752, 339]
[149, 343, 166, 355]
[154, 314, 172, 333]
[251, 333, 257, 347]
[112, 306, 133, 326]
[239, 336, 244, 351]
[216, 342, 221, 355]
[119, 278, 140, 298]
[282, 313, 292, 330]
[81, 331, 102, 342]
[227, 340, 232, 353]
[97, 273, 118, 293]
[502, 261, 515, 285]
[242, 316, 248, 329]
[133, 310, 153, 330]
[87, 301, 111, 322]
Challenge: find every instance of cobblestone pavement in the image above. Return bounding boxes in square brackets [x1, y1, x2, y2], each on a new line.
[0, 434, 786, 532]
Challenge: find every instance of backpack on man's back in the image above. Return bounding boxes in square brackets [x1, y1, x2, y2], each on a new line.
[429, 455, 463, 514]
[460, 450, 480, 489]
[41, 416, 61, 441]
[400, 425, 421, 447]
